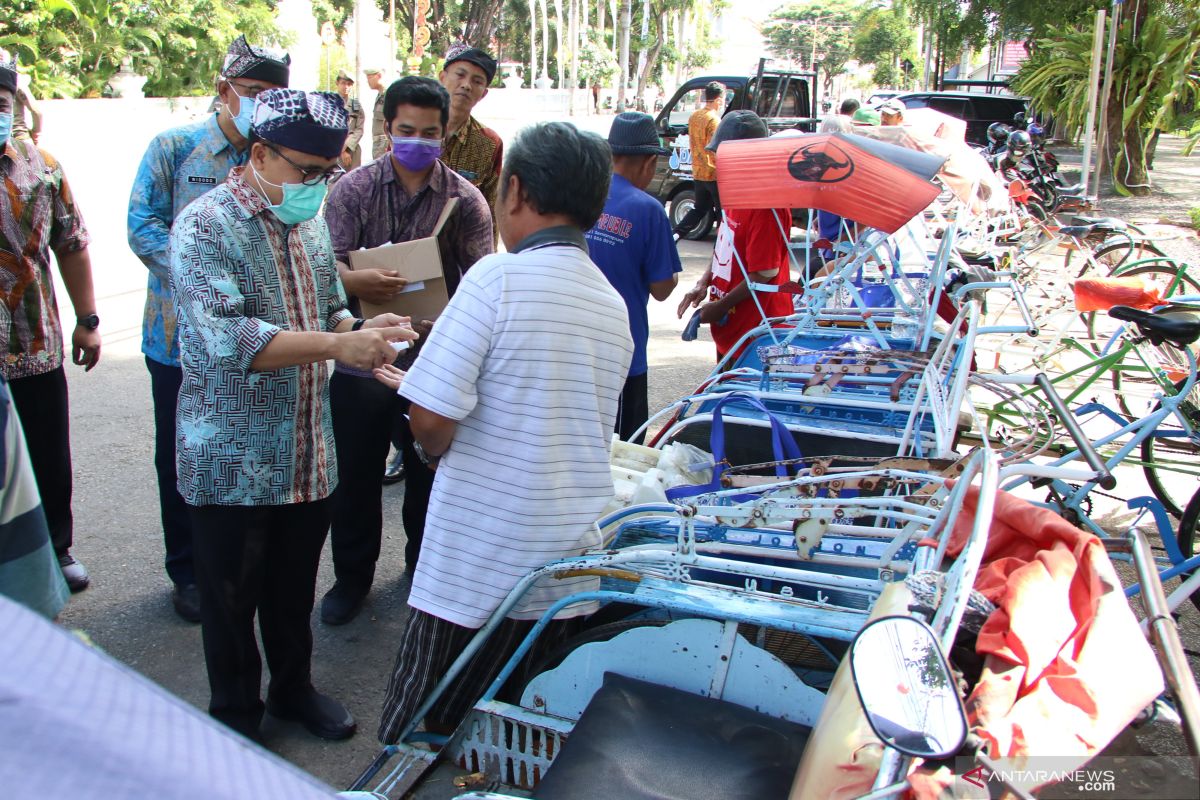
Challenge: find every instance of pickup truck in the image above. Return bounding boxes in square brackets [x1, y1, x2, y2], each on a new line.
[650, 64, 820, 239]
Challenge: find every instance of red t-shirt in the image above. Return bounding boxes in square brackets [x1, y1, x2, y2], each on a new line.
[708, 207, 793, 358]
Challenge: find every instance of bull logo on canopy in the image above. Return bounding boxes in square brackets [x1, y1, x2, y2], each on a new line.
[787, 141, 854, 184]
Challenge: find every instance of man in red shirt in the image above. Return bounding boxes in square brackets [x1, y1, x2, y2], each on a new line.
[677, 111, 792, 361]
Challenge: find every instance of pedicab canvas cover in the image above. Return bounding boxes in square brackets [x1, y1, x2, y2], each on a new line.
[0, 594, 339, 799]
[715, 132, 947, 233]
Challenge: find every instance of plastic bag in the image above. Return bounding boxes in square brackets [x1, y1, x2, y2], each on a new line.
[1072, 276, 1164, 312]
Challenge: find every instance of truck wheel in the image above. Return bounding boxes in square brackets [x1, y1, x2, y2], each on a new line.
[670, 189, 713, 240]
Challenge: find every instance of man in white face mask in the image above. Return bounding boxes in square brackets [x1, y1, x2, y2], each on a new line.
[170, 88, 418, 744]
[126, 35, 290, 624]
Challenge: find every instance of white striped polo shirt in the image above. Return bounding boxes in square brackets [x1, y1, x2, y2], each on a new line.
[400, 238, 633, 628]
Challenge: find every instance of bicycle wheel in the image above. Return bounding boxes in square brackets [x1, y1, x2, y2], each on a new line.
[1140, 378, 1200, 517]
[1173, 485, 1200, 612]
[1083, 262, 1200, 348]
[1093, 239, 1168, 273]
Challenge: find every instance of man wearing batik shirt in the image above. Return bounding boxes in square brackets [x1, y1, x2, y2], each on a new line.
[170, 88, 417, 743]
[127, 35, 290, 624]
[438, 46, 503, 237]
[321, 76, 492, 627]
[0, 56, 101, 595]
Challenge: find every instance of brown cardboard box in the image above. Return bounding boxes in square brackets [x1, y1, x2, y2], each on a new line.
[351, 197, 458, 324]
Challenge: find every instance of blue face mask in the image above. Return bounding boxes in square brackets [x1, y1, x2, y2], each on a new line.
[228, 89, 257, 139]
[0, 112, 11, 147]
[251, 166, 328, 225]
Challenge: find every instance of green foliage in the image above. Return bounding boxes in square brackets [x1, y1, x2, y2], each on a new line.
[1013, 6, 1200, 196]
[578, 35, 618, 87]
[762, 0, 857, 84]
[316, 44, 352, 92]
[1190, 206, 1200, 230]
[1, 0, 285, 98]
[853, 4, 916, 88]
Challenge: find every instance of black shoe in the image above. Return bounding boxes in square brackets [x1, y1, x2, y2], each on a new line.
[57, 553, 90, 593]
[266, 688, 356, 740]
[172, 583, 202, 624]
[320, 583, 366, 626]
[382, 452, 406, 484]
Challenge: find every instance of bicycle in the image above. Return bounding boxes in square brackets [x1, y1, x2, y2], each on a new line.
[992, 304, 1200, 613]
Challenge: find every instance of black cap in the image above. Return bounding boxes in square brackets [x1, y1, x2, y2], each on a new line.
[443, 45, 497, 84]
[0, 53, 16, 94]
[706, 110, 769, 152]
[608, 112, 668, 156]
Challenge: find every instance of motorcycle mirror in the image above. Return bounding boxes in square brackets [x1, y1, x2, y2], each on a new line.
[849, 615, 968, 760]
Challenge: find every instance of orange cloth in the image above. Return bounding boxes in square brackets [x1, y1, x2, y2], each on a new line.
[910, 486, 1163, 796]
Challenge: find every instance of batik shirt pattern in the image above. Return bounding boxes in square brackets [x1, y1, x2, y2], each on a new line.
[0, 139, 89, 380]
[128, 114, 244, 367]
[170, 167, 352, 507]
[441, 115, 502, 225]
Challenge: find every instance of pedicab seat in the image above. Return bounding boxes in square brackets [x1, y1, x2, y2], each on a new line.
[532, 672, 811, 800]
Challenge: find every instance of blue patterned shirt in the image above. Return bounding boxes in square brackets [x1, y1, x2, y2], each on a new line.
[128, 114, 244, 367]
[170, 168, 353, 507]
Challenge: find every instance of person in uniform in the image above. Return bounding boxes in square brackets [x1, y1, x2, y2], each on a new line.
[335, 70, 364, 169]
[365, 68, 389, 160]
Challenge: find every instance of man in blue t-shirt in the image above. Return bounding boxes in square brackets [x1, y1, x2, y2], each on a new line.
[586, 112, 681, 442]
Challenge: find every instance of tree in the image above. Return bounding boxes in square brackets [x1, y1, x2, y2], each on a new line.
[616, 0, 631, 110]
[762, 0, 857, 93]
[0, 0, 283, 98]
[1013, 3, 1200, 196]
[853, 4, 916, 89]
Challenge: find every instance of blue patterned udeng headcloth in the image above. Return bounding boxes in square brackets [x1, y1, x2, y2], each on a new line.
[252, 89, 348, 159]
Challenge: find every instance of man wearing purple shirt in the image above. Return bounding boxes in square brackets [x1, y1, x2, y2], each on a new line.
[321, 76, 493, 626]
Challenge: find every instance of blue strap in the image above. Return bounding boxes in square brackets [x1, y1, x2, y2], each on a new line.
[665, 392, 803, 501]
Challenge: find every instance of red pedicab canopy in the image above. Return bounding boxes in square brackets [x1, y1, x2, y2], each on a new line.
[714, 132, 948, 233]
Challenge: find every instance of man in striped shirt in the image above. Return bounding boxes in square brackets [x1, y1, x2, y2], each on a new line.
[374, 122, 633, 744]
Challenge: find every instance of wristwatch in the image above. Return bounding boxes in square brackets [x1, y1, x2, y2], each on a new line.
[77, 313, 100, 331]
[412, 439, 438, 466]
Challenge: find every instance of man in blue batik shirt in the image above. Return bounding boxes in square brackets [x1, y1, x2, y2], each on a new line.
[126, 36, 289, 623]
[585, 112, 680, 442]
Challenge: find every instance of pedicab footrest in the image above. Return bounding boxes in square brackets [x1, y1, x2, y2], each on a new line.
[531, 672, 811, 800]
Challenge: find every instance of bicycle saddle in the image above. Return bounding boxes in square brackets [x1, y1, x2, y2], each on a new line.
[1058, 224, 1102, 238]
[1056, 183, 1085, 195]
[1070, 215, 1127, 232]
[1109, 305, 1200, 347]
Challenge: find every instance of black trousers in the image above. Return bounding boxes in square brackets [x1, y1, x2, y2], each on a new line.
[675, 179, 722, 235]
[145, 357, 194, 587]
[189, 500, 330, 738]
[329, 371, 429, 590]
[8, 367, 73, 555]
[615, 371, 649, 444]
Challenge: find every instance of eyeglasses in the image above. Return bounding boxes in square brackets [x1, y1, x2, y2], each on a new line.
[265, 144, 346, 186]
[229, 81, 270, 100]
